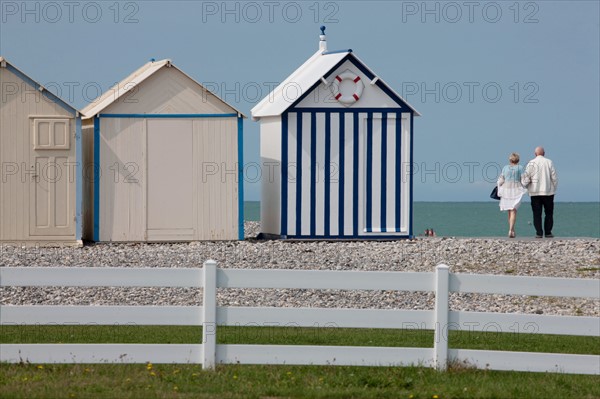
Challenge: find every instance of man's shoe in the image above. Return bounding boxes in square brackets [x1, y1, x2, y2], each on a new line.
[545, 234, 554, 238]
[535, 235, 543, 238]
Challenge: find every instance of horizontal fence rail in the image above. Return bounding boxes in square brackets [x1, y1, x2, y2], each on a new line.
[1, 306, 204, 325]
[218, 269, 435, 291]
[1, 261, 599, 374]
[0, 267, 204, 288]
[450, 273, 600, 298]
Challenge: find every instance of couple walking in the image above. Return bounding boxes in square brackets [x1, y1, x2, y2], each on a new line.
[497, 146, 558, 238]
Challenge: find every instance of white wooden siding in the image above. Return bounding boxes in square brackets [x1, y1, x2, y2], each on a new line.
[259, 116, 282, 236]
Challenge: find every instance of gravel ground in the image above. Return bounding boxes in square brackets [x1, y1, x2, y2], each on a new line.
[1, 222, 599, 317]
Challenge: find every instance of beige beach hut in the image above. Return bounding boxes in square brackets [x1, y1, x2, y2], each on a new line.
[81, 59, 244, 242]
[0, 56, 82, 245]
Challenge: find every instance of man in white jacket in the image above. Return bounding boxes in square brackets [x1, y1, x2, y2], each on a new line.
[522, 146, 558, 238]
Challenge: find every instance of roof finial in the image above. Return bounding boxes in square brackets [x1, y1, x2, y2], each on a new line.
[319, 25, 327, 51]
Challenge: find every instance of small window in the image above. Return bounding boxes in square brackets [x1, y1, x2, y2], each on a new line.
[33, 118, 70, 150]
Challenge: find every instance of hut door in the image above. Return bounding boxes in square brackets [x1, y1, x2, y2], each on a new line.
[146, 119, 195, 240]
[29, 118, 76, 237]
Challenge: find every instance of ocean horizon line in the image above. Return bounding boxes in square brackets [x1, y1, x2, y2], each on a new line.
[243, 200, 600, 204]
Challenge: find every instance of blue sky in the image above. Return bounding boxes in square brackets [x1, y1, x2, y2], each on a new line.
[1, 0, 598, 201]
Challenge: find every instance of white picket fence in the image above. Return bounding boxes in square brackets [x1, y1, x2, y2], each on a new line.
[1, 261, 599, 374]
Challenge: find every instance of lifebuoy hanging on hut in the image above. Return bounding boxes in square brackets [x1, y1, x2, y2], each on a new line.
[331, 70, 364, 105]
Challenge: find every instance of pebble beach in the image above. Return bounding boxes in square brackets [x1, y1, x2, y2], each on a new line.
[1, 222, 599, 317]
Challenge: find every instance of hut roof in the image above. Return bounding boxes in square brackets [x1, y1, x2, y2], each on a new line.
[0, 56, 79, 115]
[251, 49, 420, 120]
[81, 59, 245, 119]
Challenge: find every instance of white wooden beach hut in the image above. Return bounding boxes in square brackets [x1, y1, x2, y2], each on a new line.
[0, 56, 83, 245]
[252, 28, 420, 239]
[81, 59, 244, 242]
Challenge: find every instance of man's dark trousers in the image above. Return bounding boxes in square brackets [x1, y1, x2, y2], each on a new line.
[531, 195, 554, 236]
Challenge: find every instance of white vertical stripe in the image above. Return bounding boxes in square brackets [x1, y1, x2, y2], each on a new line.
[287, 113, 297, 236]
[401, 113, 411, 233]
[386, 115, 397, 231]
[315, 113, 326, 236]
[370, 114, 382, 231]
[301, 113, 312, 237]
[329, 113, 340, 237]
[357, 113, 366, 236]
[343, 113, 354, 236]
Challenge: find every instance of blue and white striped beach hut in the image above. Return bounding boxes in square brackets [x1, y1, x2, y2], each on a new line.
[252, 28, 420, 239]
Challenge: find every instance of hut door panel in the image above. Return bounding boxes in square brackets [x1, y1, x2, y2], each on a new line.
[363, 115, 403, 234]
[147, 119, 194, 240]
[29, 155, 75, 236]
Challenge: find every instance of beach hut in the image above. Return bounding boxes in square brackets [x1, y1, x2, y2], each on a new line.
[252, 28, 420, 239]
[0, 56, 82, 245]
[81, 59, 244, 242]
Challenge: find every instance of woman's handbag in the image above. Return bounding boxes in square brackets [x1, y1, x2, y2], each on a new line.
[490, 186, 500, 200]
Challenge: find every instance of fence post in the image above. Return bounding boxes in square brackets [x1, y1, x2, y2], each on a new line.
[202, 260, 217, 370]
[434, 263, 450, 371]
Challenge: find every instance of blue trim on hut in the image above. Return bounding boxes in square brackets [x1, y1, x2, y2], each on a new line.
[309, 112, 317, 237]
[409, 112, 415, 239]
[295, 113, 303, 237]
[365, 113, 373, 233]
[75, 117, 83, 240]
[380, 112, 388, 232]
[237, 116, 245, 240]
[281, 112, 289, 237]
[324, 112, 331, 236]
[352, 112, 359, 237]
[338, 113, 345, 235]
[98, 113, 238, 119]
[395, 114, 402, 230]
[5, 63, 78, 115]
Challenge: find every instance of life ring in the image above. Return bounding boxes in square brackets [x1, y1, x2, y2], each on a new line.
[331, 70, 364, 105]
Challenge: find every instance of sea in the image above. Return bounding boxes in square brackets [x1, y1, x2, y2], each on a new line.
[243, 201, 600, 238]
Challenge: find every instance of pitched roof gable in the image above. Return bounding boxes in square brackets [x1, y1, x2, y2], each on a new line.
[81, 59, 245, 119]
[251, 50, 420, 119]
[0, 56, 79, 115]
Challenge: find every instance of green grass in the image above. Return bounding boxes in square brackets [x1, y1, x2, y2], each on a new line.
[1, 325, 599, 398]
[2, 362, 600, 399]
[2, 325, 599, 355]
